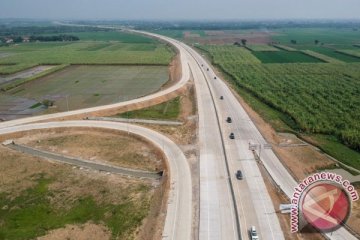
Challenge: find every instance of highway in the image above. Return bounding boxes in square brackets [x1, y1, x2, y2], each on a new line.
[182, 43, 356, 240]
[0, 120, 192, 240]
[0, 26, 357, 240]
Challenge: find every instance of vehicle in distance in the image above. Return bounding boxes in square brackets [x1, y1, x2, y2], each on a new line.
[214, 76, 217, 79]
[226, 117, 232, 123]
[236, 170, 243, 180]
[250, 226, 259, 240]
[220, 96, 224, 100]
[229, 132, 235, 139]
[207, 68, 209, 71]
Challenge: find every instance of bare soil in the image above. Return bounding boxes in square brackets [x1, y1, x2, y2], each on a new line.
[11, 128, 164, 172]
[37, 223, 111, 240]
[0, 130, 169, 240]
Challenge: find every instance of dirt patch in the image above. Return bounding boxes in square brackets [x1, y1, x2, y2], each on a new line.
[10, 128, 164, 172]
[37, 223, 111, 240]
[347, 187, 360, 234]
[0, 135, 168, 240]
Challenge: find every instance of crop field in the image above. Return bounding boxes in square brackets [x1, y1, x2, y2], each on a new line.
[0, 40, 173, 74]
[283, 45, 360, 62]
[272, 28, 360, 45]
[246, 45, 279, 51]
[197, 45, 261, 64]
[201, 44, 360, 168]
[251, 50, 324, 63]
[66, 31, 157, 43]
[0, 65, 169, 118]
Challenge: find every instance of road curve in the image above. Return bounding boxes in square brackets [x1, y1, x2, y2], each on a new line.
[0, 120, 192, 240]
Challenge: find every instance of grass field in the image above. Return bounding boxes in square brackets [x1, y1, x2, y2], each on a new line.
[5, 65, 169, 113]
[273, 28, 360, 45]
[116, 97, 181, 120]
[0, 40, 173, 74]
[201, 44, 360, 169]
[252, 50, 324, 63]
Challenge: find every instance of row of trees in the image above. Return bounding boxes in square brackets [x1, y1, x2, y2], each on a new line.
[29, 35, 79, 42]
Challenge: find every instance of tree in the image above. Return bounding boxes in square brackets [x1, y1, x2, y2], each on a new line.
[13, 36, 23, 43]
[290, 40, 297, 44]
[241, 39, 247, 46]
[315, 40, 319, 45]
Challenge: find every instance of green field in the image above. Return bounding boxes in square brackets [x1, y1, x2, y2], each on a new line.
[0, 40, 173, 74]
[68, 31, 157, 43]
[287, 45, 360, 62]
[201, 43, 360, 169]
[273, 28, 360, 45]
[116, 97, 181, 120]
[6, 65, 169, 113]
[252, 50, 324, 63]
[246, 45, 279, 52]
[197, 45, 261, 64]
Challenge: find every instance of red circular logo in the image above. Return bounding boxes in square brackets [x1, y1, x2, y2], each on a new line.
[301, 183, 350, 231]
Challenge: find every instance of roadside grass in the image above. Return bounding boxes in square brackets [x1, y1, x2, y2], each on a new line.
[305, 135, 360, 170]
[251, 50, 324, 63]
[116, 97, 181, 120]
[0, 174, 150, 240]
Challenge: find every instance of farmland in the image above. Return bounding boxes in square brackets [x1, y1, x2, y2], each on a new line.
[252, 50, 323, 63]
[0, 40, 173, 74]
[1, 65, 169, 117]
[199, 43, 360, 169]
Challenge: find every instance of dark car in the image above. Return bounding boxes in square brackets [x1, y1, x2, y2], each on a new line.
[207, 68, 209, 71]
[229, 133, 235, 139]
[214, 76, 217, 79]
[236, 170, 243, 180]
[201, 64, 204, 67]
[220, 96, 224, 100]
[226, 117, 232, 123]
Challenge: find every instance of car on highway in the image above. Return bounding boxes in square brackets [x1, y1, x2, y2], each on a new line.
[229, 132, 235, 139]
[214, 76, 217, 79]
[220, 96, 224, 100]
[226, 117, 232, 123]
[236, 170, 243, 180]
[250, 226, 259, 240]
[207, 68, 209, 71]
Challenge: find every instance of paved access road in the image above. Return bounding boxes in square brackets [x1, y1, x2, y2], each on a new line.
[7, 143, 161, 179]
[0, 120, 192, 240]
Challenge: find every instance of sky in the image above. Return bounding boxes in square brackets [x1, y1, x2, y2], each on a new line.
[0, 0, 360, 20]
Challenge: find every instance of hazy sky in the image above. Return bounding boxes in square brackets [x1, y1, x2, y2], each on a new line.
[1, 0, 360, 20]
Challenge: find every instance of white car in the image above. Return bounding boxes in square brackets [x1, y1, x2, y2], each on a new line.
[250, 226, 259, 240]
